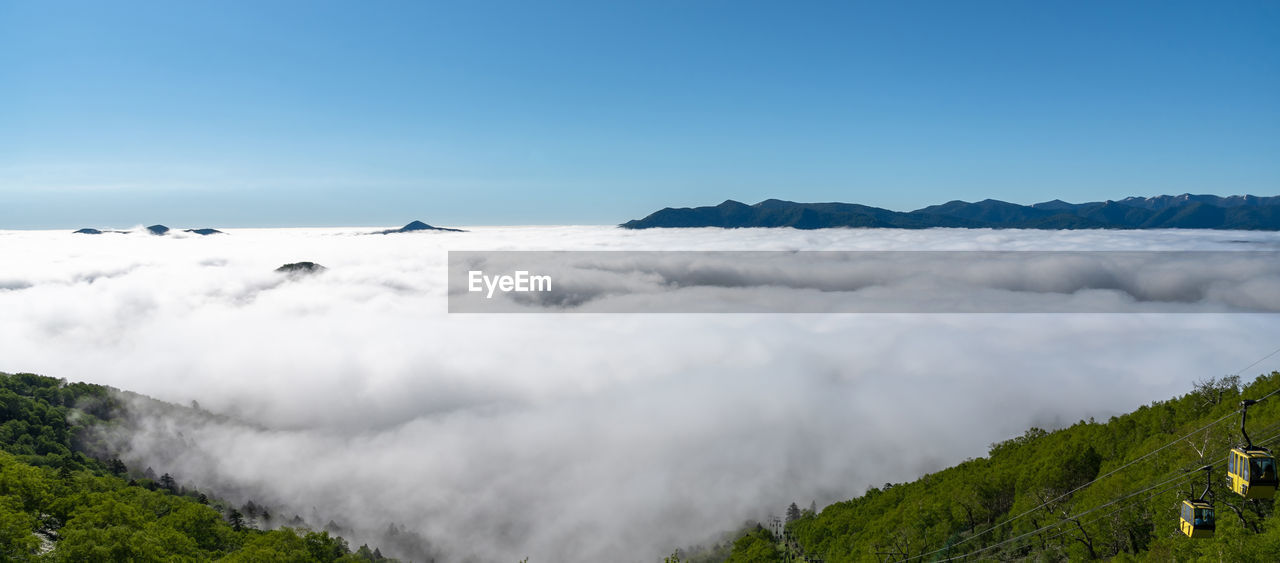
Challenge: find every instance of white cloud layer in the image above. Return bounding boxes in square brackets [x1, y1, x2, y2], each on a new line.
[2, 225, 1279, 562]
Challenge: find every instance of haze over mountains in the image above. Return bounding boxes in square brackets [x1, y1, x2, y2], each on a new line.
[621, 194, 1280, 230]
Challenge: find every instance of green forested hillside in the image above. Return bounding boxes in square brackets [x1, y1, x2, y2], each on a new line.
[723, 372, 1280, 562]
[0, 371, 395, 562]
[13, 369, 1280, 562]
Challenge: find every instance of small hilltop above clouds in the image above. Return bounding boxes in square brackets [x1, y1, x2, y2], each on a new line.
[68, 220, 465, 236]
[274, 261, 327, 275]
[372, 220, 466, 234]
[72, 224, 224, 235]
[621, 194, 1280, 230]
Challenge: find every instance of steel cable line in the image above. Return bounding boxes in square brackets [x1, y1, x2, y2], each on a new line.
[901, 410, 1238, 562]
[1032, 474, 1197, 549]
[897, 348, 1280, 562]
[934, 429, 1280, 562]
[933, 472, 1193, 562]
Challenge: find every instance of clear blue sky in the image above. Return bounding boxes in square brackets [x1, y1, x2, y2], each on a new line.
[2, 0, 1277, 228]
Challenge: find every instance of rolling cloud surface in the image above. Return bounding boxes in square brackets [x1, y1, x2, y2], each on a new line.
[1, 225, 1278, 561]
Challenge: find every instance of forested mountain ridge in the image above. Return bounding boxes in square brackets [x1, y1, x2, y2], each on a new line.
[620, 194, 1280, 230]
[0, 371, 399, 562]
[712, 371, 1280, 562]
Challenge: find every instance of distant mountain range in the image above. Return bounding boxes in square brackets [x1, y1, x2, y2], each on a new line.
[620, 194, 1280, 230]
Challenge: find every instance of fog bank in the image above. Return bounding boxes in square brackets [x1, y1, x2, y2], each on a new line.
[1, 226, 1278, 561]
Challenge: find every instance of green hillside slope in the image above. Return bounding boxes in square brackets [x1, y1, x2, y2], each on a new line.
[0, 371, 396, 562]
[723, 372, 1280, 562]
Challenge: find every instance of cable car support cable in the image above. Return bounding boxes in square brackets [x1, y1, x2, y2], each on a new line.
[898, 347, 1280, 563]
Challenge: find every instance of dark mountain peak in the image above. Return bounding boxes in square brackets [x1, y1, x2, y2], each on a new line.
[375, 220, 466, 234]
[753, 199, 797, 208]
[275, 261, 326, 275]
[184, 228, 224, 236]
[74, 227, 130, 234]
[913, 200, 972, 214]
[716, 199, 751, 208]
[1032, 199, 1076, 211]
[914, 199, 1055, 224]
[146, 225, 169, 235]
[973, 199, 1032, 210]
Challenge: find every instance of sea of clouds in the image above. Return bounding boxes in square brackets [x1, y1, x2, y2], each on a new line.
[1, 225, 1279, 562]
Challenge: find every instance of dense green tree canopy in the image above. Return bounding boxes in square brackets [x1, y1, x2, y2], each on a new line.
[744, 372, 1280, 562]
[0, 372, 397, 562]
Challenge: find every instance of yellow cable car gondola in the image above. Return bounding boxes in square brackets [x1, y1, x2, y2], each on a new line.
[1179, 465, 1215, 538]
[1179, 500, 1215, 538]
[1228, 448, 1277, 499]
[1227, 400, 1279, 499]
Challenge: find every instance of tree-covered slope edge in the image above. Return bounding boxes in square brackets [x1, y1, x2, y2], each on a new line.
[713, 371, 1280, 562]
[0, 371, 406, 562]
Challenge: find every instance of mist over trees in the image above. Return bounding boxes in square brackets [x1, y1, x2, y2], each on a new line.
[0, 371, 403, 562]
[8, 356, 1280, 561]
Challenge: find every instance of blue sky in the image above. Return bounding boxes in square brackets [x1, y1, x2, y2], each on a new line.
[2, 0, 1277, 228]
